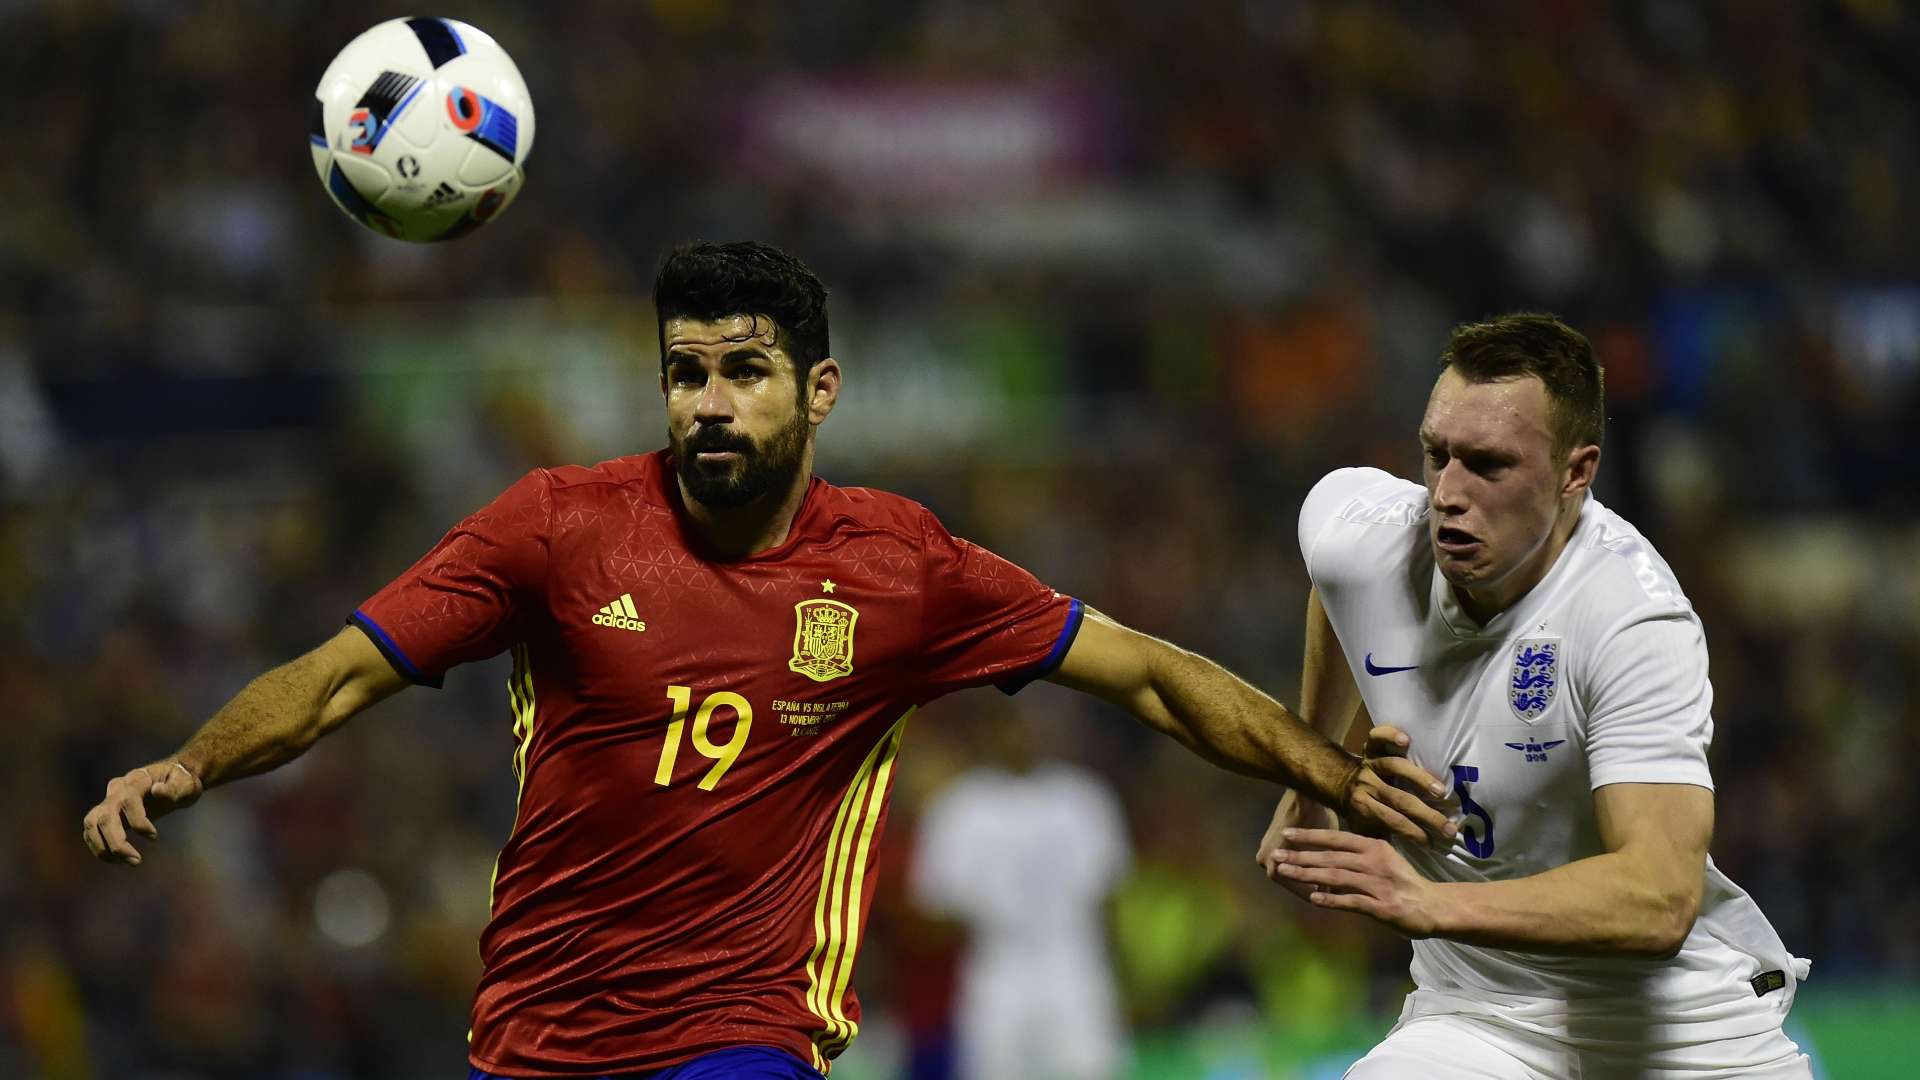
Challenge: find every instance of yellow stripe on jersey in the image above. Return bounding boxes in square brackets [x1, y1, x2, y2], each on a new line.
[804, 710, 911, 1063]
[820, 716, 905, 1055]
[803, 739, 874, 1051]
[490, 644, 539, 914]
[510, 644, 536, 793]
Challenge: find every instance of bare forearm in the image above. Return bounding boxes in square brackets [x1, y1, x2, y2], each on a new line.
[1429, 851, 1696, 957]
[1138, 643, 1357, 803]
[176, 653, 358, 787]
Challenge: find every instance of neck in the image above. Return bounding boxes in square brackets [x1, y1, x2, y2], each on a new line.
[676, 443, 815, 559]
[1456, 492, 1585, 625]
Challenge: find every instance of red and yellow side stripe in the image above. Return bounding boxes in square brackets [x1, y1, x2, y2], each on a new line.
[475, 643, 539, 1047]
[488, 643, 538, 914]
[506, 643, 537, 794]
[804, 710, 912, 1069]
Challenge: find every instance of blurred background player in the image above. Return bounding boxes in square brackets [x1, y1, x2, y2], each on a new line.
[1260, 315, 1811, 1078]
[82, 242, 1450, 1078]
[910, 708, 1131, 1080]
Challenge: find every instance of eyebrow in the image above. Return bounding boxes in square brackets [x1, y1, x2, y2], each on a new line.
[664, 347, 774, 365]
[1418, 431, 1517, 462]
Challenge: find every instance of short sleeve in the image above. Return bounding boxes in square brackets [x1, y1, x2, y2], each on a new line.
[917, 509, 1082, 702]
[1582, 613, 1715, 790]
[351, 469, 553, 688]
[1298, 466, 1395, 577]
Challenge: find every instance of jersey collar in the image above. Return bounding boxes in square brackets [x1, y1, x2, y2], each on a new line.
[651, 448, 828, 563]
[1432, 498, 1595, 639]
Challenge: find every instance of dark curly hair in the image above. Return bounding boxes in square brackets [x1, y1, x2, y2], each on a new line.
[653, 241, 831, 401]
[1442, 313, 1604, 456]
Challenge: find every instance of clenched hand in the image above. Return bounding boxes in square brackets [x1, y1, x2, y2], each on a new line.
[82, 762, 204, 865]
[1259, 725, 1452, 876]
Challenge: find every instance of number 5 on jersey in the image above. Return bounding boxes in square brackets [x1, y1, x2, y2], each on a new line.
[1452, 764, 1495, 858]
[655, 686, 752, 791]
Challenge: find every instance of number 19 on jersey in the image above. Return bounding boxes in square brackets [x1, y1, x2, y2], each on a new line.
[655, 686, 752, 791]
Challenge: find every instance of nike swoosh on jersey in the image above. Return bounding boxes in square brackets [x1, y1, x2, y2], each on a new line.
[1364, 653, 1418, 676]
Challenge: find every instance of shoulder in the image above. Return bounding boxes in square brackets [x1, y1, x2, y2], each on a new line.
[814, 481, 934, 538]
[1300, 467, 1427, 541]
[787, 480, 953, 593]
[1298, 466, 1427, 572]
[1562, 499, 1696, 635]
[1559, 500, 1706, 678]
[810, 480, 980, 564]
[536, 452, 675, 523]
[545, 452, 665, 501]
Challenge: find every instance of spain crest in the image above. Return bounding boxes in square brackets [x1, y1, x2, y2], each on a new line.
[1508, 638, 1560, 722]
[790, 599, 858, 683]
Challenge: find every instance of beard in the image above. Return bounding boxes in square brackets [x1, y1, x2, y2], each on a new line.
[671, 410, 811, 509]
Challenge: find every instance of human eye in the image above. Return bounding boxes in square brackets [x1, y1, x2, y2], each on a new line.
[667, 363, 705, 388]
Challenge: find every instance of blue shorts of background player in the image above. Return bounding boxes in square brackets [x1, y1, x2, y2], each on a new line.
[468, 1046, 827, 1080]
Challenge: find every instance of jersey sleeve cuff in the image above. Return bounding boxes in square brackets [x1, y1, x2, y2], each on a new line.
[996, 597, 1085, 696]
[1588, 765, 1714, 791]
[348, 610, 445, 689]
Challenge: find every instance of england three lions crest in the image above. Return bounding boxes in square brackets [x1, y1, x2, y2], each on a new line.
[1508, 638, 1560, 721]
[791, 599, 858, 683]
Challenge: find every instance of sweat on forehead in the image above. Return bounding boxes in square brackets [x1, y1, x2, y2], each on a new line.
[1424, 372, 1555, 440]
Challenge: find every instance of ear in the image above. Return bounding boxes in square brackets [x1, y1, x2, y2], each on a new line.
[807, 358, 841, 426]
[1562, 443, 1601, 499]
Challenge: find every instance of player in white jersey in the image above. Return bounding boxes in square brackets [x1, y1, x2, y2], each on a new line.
[1256, 314, 1812, 1079]
[912, 744, 1131, 1080]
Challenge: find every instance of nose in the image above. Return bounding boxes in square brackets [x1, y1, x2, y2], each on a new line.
[693, 375, 734, 424]
[1430, 460, 1469, 517]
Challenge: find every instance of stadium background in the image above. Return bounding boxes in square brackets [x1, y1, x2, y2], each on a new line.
[6, 1, 1918, 1077]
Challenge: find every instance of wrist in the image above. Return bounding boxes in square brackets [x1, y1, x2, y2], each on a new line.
[171, 755, 208, 788]
[1320, 749, 1364, 809]
[1420, 881, 1469, 939]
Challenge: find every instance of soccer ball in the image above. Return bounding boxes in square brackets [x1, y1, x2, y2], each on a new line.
[310, 17, 534, 242]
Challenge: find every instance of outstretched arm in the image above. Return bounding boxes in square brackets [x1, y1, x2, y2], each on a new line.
[82, 625, 409, 865]
[1046, 607, 1453, 849]
[1272, 782, 1710, 957]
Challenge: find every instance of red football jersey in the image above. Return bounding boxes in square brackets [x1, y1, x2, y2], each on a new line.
[351, 450, 1081, 1076]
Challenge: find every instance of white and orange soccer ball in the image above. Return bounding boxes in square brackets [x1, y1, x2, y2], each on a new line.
[310, 17, 534, 242]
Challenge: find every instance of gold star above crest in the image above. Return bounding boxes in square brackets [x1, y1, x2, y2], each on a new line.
[820, 579, 837, 594]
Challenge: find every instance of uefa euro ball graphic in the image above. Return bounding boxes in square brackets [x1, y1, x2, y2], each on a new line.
[310, 17, 534, 242]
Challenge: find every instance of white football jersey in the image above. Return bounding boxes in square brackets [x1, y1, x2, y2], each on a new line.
[1300, 466, 1808, 1037]
[911, 765, 1130, 1080]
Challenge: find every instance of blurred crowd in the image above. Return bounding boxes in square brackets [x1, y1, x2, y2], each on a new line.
[5, 1, 1920, 1076]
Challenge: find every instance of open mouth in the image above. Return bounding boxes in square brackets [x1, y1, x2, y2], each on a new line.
[1435, 525, 1480, 552]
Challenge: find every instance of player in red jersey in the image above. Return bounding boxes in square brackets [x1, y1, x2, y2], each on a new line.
[85, 242, 1453, 1079]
